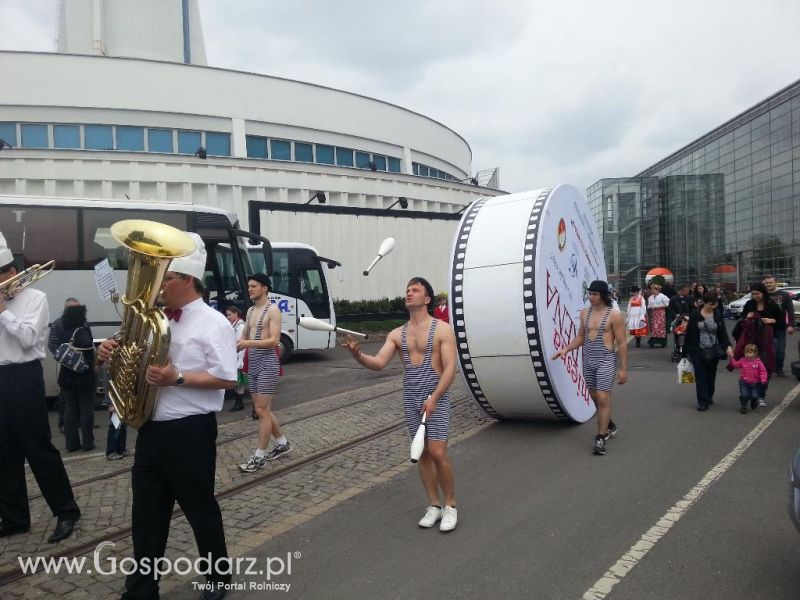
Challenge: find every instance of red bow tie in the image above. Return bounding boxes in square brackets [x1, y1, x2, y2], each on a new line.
[164, 308, 182, 322]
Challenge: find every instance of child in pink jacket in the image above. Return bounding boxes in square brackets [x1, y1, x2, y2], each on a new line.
[729, 343, 768, 414]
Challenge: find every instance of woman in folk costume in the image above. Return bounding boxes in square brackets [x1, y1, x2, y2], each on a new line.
[626, 286, 648, 348]
[647, 284, 670, 348]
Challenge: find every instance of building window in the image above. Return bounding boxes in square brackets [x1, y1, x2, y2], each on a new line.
[116, 126, 145, 151]
[20, 124, 48, 148]
[316, 144, 334, 165]
[388, 157, 401, 172]
[355, 151, 371, 169]
[295, 142, 313, 162]
[206, 132, 230, 156]
[148, 128, 173, 153]
[335, 147, 354, 167]
[85, 125, 113, 150]
[271, 139, 291, 161]
[53, 125, 80, 149]
[419, 165, 429, 177]
[246, 135, 268, 158]
[372, 155, 387, 171]
[0, 122, 17, 146]
[177, 130, 202, 155]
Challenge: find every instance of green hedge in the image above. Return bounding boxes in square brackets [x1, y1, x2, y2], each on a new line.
[334, 297, 406, 315]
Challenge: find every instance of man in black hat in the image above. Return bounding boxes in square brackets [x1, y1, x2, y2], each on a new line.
[551, 280, 628, 456]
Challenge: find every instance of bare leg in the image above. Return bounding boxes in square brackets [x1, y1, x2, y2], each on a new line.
[591, 390, 611, 436]
[253, 393, 283, 450]
[420, 440, 456, 506]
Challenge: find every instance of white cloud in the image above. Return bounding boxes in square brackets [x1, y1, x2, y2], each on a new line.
[2, 0, 799, 192]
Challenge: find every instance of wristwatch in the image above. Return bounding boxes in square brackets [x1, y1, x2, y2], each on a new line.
[175, 371, 185, 386]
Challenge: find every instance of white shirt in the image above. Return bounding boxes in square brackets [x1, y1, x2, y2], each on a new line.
[153, 298, 237, 421]
[232, 319, 245, 369]
[0, 287, 49, 365]
[647, 293, 670, 309]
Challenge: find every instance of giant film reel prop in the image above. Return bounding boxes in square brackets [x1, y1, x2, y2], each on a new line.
[449, 185, 607, 423]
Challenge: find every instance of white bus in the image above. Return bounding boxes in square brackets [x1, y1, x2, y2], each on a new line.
[0, 194, 288, 396]
[247, 242, 340, 361]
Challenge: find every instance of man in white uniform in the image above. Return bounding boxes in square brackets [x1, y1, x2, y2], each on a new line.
[99, 233, 237, 600]
[0, 233, 81, 543]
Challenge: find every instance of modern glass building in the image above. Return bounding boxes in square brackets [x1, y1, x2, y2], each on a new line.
[588, 79, 800, 293]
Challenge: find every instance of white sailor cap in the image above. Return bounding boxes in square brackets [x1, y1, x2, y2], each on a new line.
[168, 232, 205, 280]
[0, 232, 13, 270]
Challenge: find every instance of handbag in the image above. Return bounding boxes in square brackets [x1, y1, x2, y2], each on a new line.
[53, 327, 93, 374]
[701, 343, 726, 361]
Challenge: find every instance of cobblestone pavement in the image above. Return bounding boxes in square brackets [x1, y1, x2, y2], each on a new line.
[4, 377, 491, 598]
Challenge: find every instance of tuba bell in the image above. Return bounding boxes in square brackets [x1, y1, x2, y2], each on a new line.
[107, 220, 197, 429]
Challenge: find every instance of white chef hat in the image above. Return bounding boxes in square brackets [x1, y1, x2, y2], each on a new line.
[0, 232, 13, 270]
[168, 232, 205, 280]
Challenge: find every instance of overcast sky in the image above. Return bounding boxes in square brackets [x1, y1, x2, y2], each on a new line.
[2, 0, 799, 192]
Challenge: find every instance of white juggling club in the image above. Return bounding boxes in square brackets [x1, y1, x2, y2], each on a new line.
[363, 237, 396, 276]
[410, 412, 427, 463]
[299, 316, 368, 339]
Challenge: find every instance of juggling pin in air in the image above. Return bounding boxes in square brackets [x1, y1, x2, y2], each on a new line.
[410, 412, 427, 463]
[299, 316, 368, 339]
[363, 237, 396, 276]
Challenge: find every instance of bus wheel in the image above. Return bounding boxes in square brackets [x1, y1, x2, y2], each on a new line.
[278, 334, 294, 364]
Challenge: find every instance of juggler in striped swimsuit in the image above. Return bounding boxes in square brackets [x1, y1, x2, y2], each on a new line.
[248, 305, 280, 396]
[402, 320, 450, 441]
[582, 306, 617, 392]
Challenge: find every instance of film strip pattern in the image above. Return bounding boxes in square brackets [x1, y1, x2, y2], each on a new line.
[522, 188, 568, 421]
[449, 197, 499, 419]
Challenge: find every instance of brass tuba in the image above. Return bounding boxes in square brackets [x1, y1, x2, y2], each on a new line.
[107, 220, 197, 429]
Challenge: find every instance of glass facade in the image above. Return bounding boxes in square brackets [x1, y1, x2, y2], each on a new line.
[588, 79, 800, 293]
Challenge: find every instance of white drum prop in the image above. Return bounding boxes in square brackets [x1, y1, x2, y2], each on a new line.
[449, 185, 607, 423]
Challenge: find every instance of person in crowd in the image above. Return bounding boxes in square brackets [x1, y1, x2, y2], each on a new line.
[226, 305, 247, 411]
[98, 234, 237, 599]
[693, 283, 709, 309]
[433, 295, 449, 323]
[57, 303, 97, 452]
[738, 282, 781, 407]
[344, 277, 460, 530]
[684, 292, 734, 411]
[0, 233, 81, 543]
[729, 343, 768, 414]
[626, 285, 648, 348]
[238, 274, 292, 472]
[48, 297, 82, 433]
[647, 284, 670, 348]
[763, 275, 795, 377]
[99, 362, 128, 460]
[552, 280, 628, 456]
[668, 286, 693, 360]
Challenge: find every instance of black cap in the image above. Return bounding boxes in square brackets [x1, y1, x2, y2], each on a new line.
[588, 280, 609, 294]
[247, 273, 272, 289]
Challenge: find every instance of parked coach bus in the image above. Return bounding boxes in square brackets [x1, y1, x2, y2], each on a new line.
[0, 194, 273, 397]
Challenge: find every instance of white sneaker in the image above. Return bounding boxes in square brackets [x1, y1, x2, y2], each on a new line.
[439, 506, 458, 532]
[758, 399, 767, 408]
[418, 506, 442, 528]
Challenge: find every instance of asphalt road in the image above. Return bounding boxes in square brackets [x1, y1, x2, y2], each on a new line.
[218, 332, 800, 600]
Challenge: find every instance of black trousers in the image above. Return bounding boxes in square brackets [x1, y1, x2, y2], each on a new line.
[63, 384, 95, 451]
[123, 412, 229, 600]
[0, 361, 80, 527]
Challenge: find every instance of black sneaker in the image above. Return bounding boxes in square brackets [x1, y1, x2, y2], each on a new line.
[740, 403, 748, 414]
[607, 422, 618, 438]
[266, 442, 292, 461]
[750, 398, 758, 410]
[593, 435, 607, 456]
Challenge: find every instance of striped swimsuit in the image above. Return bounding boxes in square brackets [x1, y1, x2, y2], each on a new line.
[248, 305, 280, 396]
[402, 320, 450, 441]
[582, 306, 617, 392]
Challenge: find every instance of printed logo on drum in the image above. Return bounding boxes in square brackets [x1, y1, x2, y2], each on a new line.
[557, 218, 567, 251]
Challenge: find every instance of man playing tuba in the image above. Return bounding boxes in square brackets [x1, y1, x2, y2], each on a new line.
[98, 233, 237, 600]
[0, 232, 82, 543]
